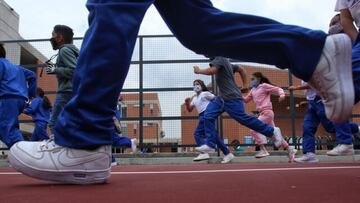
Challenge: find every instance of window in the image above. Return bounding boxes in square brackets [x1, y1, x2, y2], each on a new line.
[150, 103, 154, 114]
[133, 124, 137, 135]
[121, 106, 127, 118]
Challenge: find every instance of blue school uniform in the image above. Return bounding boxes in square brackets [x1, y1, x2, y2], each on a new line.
[24, 97, 51, 141]
[0, 58, 37, 147]
[111, 106, 131, 163]
[302, 95, 359, 154]
[53, 0, 327, 149]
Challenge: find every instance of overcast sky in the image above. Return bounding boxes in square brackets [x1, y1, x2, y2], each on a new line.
[6, 0, 338, 39]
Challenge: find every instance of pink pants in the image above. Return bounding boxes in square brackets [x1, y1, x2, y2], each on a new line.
[251, 110, 288, 148]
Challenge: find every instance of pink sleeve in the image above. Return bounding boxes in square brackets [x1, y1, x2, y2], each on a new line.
[263, 83, 285, 97]
[243, 90, 253, 103]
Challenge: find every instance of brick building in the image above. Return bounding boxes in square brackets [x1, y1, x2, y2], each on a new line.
[181, 64, 360, 152]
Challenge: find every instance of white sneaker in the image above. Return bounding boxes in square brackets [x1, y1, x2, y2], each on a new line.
[221, 153, 234, 164]
[255, 150, 270, 158]
[195, 145, 215, 153]
[111, 161, 117, 166]
[193, 153, 210, 161]
[308, 34, 353, 123]
[294, 152, 319, 163]
[272, 127, 283, 148]
[327, 144, 354, 156]
[131, 138, 137, 153]
[8, 140, 112, 184]
[287, 146, 298, 163]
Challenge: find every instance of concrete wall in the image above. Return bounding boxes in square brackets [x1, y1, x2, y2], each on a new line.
[0, 0, 21, 64]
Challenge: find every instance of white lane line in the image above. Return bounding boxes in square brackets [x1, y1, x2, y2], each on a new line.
[0, 166, 359, 176]
[111, 166, 360, 175]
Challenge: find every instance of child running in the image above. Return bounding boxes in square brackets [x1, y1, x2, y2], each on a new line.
[111, 98, 137, 166]
[185, 79, 234, 162]
[243, 72, 297, 161]
[0, 43, 37, 148]
[24, 88, 52, 141]
[194, 57, 285, 164]
[290, 81, 360, 162]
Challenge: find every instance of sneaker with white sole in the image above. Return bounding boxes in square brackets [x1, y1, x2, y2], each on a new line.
[272, 127, 283, 148]
[287, 146, 298, 163]
[193, 153, 210, 161]
[294, 152, 319, 163]
[8, 140, 112, 184]
[221, 153, 235, 164]
[195, 145, 215, 153]
[327, 144, 354, 156]
[307, 34, 353, 123]
[131, 138, 137, 153]
[255, 149, 270, 158]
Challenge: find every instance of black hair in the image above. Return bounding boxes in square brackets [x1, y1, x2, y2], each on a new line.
[53, 25, 74, 44]
[37, 88, 52, 109]
[253, 72, 271, 84]
[330, 14, 341, 26]
[0, 43, 5, 58]
[193, 79, 209, 92]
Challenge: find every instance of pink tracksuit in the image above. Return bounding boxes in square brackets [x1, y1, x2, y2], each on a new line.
[244, 83, 288, 147]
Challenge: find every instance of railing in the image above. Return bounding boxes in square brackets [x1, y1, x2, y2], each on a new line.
[1, 35, 360, 153]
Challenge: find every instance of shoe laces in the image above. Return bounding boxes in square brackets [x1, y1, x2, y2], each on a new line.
[40, 138, 57, 151]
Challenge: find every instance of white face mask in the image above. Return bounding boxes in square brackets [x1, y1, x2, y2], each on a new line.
[328, 23, 343, 35]
[193, 85, 202, 93]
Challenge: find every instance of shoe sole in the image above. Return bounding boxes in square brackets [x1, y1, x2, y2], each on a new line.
[255, 154, 270, 159]
[326, 34, 354, 122]
[8, 151, 111, 185]
[294, 159, 319, 163]
[326, 151, 355, 156]
[193, 157, 210, 162]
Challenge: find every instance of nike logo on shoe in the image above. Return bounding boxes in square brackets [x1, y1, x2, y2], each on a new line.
[58, 149, 107, 167]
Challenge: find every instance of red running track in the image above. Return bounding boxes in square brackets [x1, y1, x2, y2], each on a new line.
[0, 162, 359, 203]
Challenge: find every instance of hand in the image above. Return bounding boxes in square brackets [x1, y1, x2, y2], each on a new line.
[288, 86, 296, 91]
[193, 66, 200, 74]
[46, 63, 56, 74]
[241, 87, 249, 93]
[24, 100, 31, 107]
[279, 96, 285, 102]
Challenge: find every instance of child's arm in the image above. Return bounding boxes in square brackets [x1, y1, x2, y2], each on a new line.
[288, 84, 311, 91]
[243, 90, 253, 103]
[0, 62, 4, 80]
[340, 9, 358, 41]
[193, 65, 219, 75]
[22, 67, 37, 99]
[263, 83, 285, 102]
[203, 91, 216, 101]
[113, 116, 122, 134]
[23, 98, 39, 115]
[234, 65, 249, 93]
[54, 47, 77, 79]
[185, 96, 195, 112]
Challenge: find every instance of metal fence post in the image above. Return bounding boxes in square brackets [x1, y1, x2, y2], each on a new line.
[288, 71, 296, 147]
[139, 36, 144, 148]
